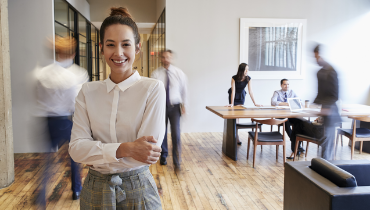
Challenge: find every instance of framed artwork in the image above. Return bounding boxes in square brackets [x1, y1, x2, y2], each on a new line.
[240, 18, 307, 79]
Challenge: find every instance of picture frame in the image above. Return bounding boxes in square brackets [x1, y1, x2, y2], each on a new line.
[240, 18, 307, 79]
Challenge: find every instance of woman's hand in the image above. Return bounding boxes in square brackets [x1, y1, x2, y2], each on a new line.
[225, 104, 234, 107]
[254, 104, 263, 107]
[116, 136, 162, 164]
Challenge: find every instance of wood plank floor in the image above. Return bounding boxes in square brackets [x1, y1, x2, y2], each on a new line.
[1, 131, 370, 210]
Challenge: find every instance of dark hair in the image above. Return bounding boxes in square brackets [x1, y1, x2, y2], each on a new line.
[100, 7, 140, 52]
[314, 44, 320, 54]
[235, 63, 248, 81]
[161, 49, 173, 55]
[281, 78, 288, 85]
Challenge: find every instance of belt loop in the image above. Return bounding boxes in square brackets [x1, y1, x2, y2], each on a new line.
[138, 171, 146, 188]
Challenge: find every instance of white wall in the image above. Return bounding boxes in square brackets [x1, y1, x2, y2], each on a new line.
[166, 0, 370, 132]
[9, 0, 91, 153]
[66, 0, 90, 20]
[9, 0, 55, 153]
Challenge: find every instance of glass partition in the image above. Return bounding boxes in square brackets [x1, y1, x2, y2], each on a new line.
[54, 0, 68, 26]
[54, 0, 101, 81]
[148, 9, 166, 76]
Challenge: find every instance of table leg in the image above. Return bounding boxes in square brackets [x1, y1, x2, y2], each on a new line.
[223, 119, 237, 161]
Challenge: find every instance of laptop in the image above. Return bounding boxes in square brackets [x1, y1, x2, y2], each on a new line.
[288, 98, 322, 113]
[287, 98, 305, 113]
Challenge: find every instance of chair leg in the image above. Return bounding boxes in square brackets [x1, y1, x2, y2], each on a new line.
[270, 125, 273, 132]
[293, 139, 300, 161]
[360, 141, 363, 154]
[278, 125, 280, 133]
[351, 140, 355, 160]
[260, 127, 263, 152]
[283, 144, 286, 165]
[305, 142, 310, 157]
[253, 142, 257, 168]
[335, 133, 340, 159]
[236, 129, 239, 142]
[340, 124, 343, 146]
[305, 142, 309, 158]
[276, 145, 278, 160]
[252, 128, 254, 132]
[247, 137, 251, 160]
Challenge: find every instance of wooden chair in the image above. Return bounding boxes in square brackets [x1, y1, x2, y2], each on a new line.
[335, 116, 370, 160]
[236, 120, 262, 143]
[270, 121, 284, 132]
[309, 119, 343, 148]
[247, 118, 287, 168]
[293, 134, 320, 161]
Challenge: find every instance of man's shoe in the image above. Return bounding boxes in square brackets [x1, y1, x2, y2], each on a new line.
[72, 192, 80, 200]
[160, 157, 167, 165]
[174, 165, 181, 173]
[298, 147, 305, 152]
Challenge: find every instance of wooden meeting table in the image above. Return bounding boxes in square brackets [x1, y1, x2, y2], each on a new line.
[206, 105, 370, 161]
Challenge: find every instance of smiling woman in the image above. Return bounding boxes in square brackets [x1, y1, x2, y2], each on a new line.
[69, 7, 165, 210]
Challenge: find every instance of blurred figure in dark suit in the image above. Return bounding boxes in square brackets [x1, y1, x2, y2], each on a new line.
[313, 44, 341, 160]
[290, 44, 340, 160]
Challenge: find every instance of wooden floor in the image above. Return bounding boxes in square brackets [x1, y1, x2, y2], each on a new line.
[1, 131, 370, 210]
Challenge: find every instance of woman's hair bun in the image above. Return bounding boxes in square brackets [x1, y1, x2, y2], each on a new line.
[110, 7, 132, 19]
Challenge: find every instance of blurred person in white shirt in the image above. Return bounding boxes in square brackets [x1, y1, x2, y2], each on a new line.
[151, 50, 188, 171]
[34, 36, 88, 204]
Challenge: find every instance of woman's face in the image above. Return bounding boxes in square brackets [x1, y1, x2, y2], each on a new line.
[244, 65, 249, 76]
[100, 24, 140, 77]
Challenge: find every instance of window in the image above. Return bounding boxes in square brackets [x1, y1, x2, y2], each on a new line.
[148, 9, 165, 76]
[54, 0, 101, 81]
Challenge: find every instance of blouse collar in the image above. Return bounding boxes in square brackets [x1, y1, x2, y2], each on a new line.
[105, 71, 141, 93]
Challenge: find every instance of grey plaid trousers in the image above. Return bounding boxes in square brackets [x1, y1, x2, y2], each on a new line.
[80, 166, 162, 210]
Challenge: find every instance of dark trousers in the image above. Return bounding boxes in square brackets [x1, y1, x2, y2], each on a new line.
[284, 118, 302, 151]
[290, 118, 335, 160]
[161, 104, 181, 167]
[47, 117, 82, 193]
[37, 116, 82, 207]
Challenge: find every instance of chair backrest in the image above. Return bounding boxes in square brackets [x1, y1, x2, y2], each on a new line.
[348, 116, 370, 122]
[252, 118, 287, 126]
[348, 116, 370, 137]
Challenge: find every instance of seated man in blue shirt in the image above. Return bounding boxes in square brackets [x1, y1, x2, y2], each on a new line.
[271, 78, 297, 106]
[271, 79, 304, 153]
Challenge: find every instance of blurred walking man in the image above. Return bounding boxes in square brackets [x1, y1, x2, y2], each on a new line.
[34, 36, 88, 205]
[151, 50, 188, 172]
[312, 44, 341, 160]
[290, 45, 340, 160]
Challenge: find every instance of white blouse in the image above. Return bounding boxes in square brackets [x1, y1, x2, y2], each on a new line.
[69, 71, 166, 174]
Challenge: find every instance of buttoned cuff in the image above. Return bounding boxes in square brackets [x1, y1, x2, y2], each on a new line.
[103, 143, 121, 163]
